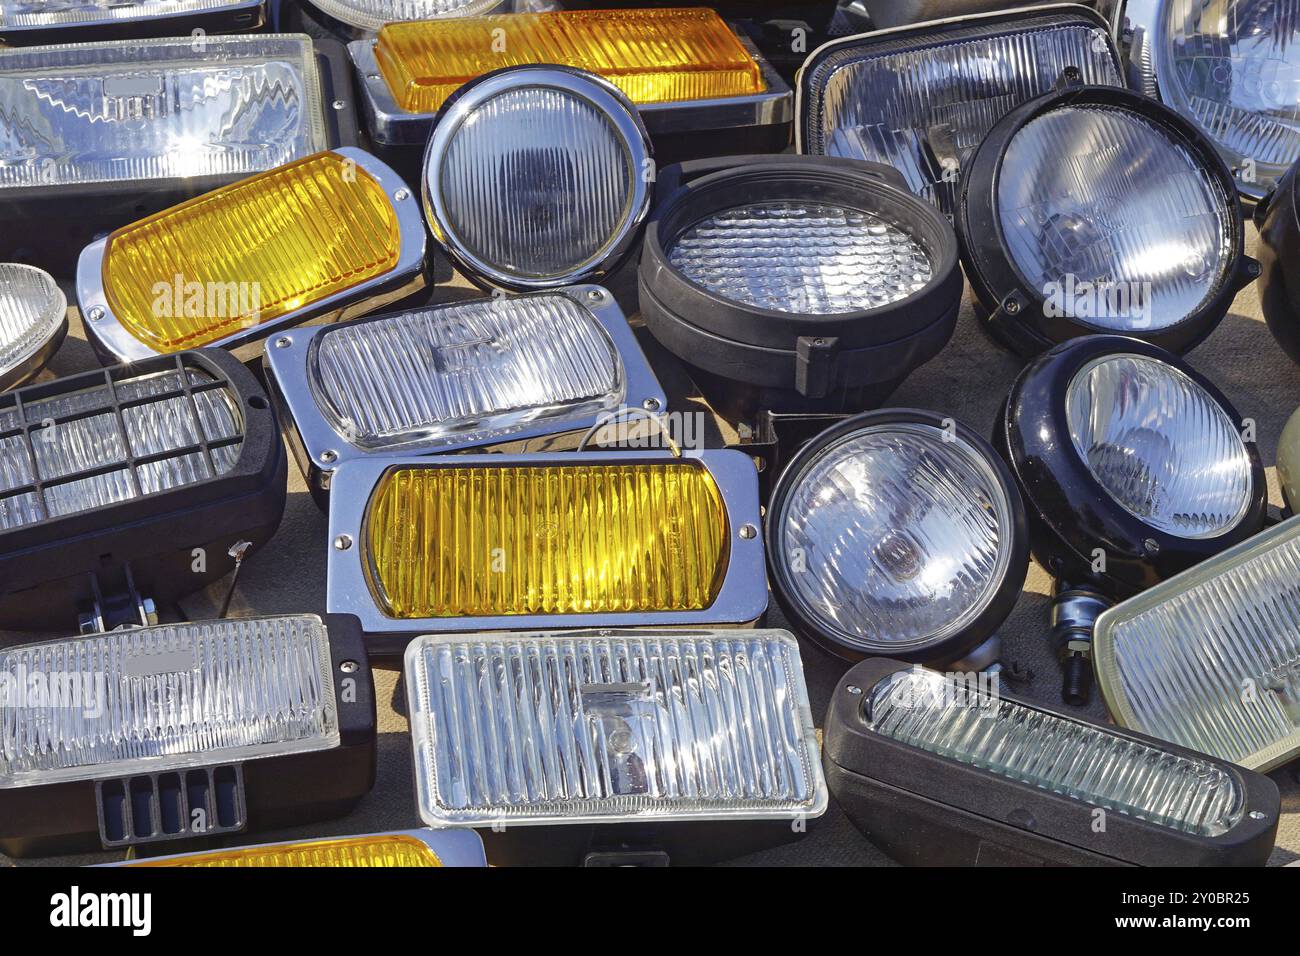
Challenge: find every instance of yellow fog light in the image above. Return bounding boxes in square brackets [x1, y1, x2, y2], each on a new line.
[110, 829, 486, 867]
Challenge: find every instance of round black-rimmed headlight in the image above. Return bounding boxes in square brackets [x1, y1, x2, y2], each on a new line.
[957, 84, 1257, 358]
[422, 64, 652, 292]
[765, 409, 1028, 666]
[638, 154, 962, 416]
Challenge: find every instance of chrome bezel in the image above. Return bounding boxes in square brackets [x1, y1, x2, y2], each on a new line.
[99, 827, 488, 866]
[0, 0, 265, 36]
[310, 0, 505, 32]
[75, 146, 426, 364]
[326, 449, 768, 634]
[0, 263, 67, 391]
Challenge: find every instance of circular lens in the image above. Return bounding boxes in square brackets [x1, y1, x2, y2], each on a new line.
[0, 263, 64, 380]
[1066, 354, 1253, 538]
[997, 104, 1231, 331]
[666, 201, 933, 314]
[775, 422, 1013, 651]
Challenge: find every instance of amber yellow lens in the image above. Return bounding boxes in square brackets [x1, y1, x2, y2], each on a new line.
[375, 8, 766, 115]
[102, 152, 401, 353]
[126, 835, 440, 867]
[366, 461, 730, 618]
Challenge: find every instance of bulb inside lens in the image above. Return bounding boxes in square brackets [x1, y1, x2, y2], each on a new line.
[1066, 354, 1252, 538]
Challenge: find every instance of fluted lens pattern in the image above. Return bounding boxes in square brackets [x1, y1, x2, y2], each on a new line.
[0, 264, 64, 378]
[310, 294, 623, 450]
[0, 365, 242, 531]
[774, 424, 1011, 650]
[433, 86, 636, 281]
[1066, 355, 1252, 538]
[667, 201, 932, 314]
[0, 36, 324, 188]
[803, 21, 1121, 214]
[311, 0, 495, 32]
[0, 615, 338, 787]
[127, 835, 442, 867]
[0, 0, 242, 27]
[867, 668, 1244, 836]
[998, 105, 1232, 330]
[407, 630, 824, 823]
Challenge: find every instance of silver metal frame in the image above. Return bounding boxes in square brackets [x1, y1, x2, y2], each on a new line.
[75, 146, 426, 365]
[99, 827, 487, 866]
[326, 449, 768, 634]
[309, 0, 507, 33]
[0, 0, 265, 37]
[350, 29, 791, 147]
[0, 264, 67, 392]
[263, 284, 668, 497]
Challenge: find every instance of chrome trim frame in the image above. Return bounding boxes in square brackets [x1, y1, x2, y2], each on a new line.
[349, 31, 791, 146]
[99, 828, 488, 866]
[263, 284, 668, 498]
[326, 449, 768, 634]
[0, 0, 265, 37]
[75, 146, 426, 365]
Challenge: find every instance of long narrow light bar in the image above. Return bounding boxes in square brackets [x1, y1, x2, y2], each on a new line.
[110, 829, 486, 867]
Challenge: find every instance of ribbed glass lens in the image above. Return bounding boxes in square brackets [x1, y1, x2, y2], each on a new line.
[407, 630, 825, 824]
[365, 461, 729, 618]
[0, 36, 325, 188]
[0, 264, 64, 379]
[0, 0, 245, 29]
[0, 364, 242, 530]
[998, 105, 1232, 330]
[867, 668, 1244, 836]
[1066, 354, 1252, 538]
[310, 0, 495, 32]
[125, 834, 442, 867]
[309, 294, 624, 450]
[0, 615, 338, 788]
[666, 201, 933, 314]
[802, 18, 1121, 214]
[775, 423, 1011, 651]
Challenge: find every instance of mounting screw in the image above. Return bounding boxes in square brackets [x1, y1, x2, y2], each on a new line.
[340, 660, 359, 674]
[332, 99, 346, 110]
[368, 73, 380, 81]
[320, 449, 338, 464]
[846, 685, 862, 696]
[1143, 537, 1160, 555]
[87, 306, 105, 322]
[274, 336, 291, 349]
[1249, 810, 1267, 820]
[642, 397, 661, 411]
[334, 534, 353, 551]
[1248, 260, 1262, 277]
[739, 524, 757, 539]
[1004, 299, 1021, 315]
[394, 187, 410, 202]
[587, 289, 604, 302]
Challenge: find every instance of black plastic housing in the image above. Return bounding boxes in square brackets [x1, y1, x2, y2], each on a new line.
[1256, 157, 1300, 364]
[957, 84, 1258, 358]
[638, 154, 963, 417]
[764, 408, 1028, 663]
[824, 658, 1281, 867]
[0, 613, 376, 858]
[997, 335, 1267, 598]
[0, 348, 287, 629]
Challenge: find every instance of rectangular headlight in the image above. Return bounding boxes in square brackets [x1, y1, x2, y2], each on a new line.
[0, 613, 375, 857]
[349, 8, 791, 150]
[76, 147, 425, 364]
[796, 5, 1124, 216]
[108, 829, 485, 866]
[824, 659, 1279, 866]
[0, 0, 264, 44]
[263, 285, 666, 502]
[1095, 514, 1300, 773]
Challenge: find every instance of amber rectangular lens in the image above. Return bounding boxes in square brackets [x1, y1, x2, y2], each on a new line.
[126, 834, 440, 867]
[101, 152, 401, 353]
[374, 8, 766, 115]
[366, 461, 730, 618]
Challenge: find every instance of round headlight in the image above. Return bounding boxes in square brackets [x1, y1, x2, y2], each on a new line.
[0, 263, 66, 391]
[767, 409, 1027, 665]
[423, 65, 652, 291]
[958, 85, 1255, 357]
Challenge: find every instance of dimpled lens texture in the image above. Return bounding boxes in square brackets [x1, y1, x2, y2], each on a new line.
[435, 87, 635, 281]
[1066, 355, 1252, 538]
[868, 668, 1245, 836]
[666, 201, 933, 314]
[776, 424, 1011, 650]
[0, 264, 64, 378]
[998, 105, 1232, 330]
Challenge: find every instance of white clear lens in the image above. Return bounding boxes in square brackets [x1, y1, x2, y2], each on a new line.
[998, 105, 1232, 331]
[306, 0, 496, 31]
[0, 615, 338, 788]
[0, 0, 250, 29]
[0, 36, 324, 188]
[666, 201, 933, 314]
[1066, 354, 1252, 538]
[0, 365, 242, 530]
[309, 294, 624, 450]
[868, 667, 1245, 836]
[804, 21, 1121, 214]
[1096, 517, 1300, 771]
[776, 423, 1011, 651]
[406, 630, 826, 825]
[0, 263, 64, 381]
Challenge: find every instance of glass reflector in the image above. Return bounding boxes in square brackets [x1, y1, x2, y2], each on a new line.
[997, 104, 1232, 330]
[801, 17, 1121, 214]
[365, 461, 729, 618]
[0, 263, 64, 380]
[0, 363, 242, 531]
[126, 834, 441, 867]
[0, 0, 249, 29]
[374, 9, 765, 115]
[0, 615, 338, 788]
[407, 629, 825, 824]
[774, 423, 1012, 651]
[101, 151, 401, 353]
[1065, 354, 1252, 538]
[313, 0, 496, 33]
[0, 36, 325, 189]
[666, 200, 932, 314]
[309, 293, 624, 450]
[867, 667, 1245, 836]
